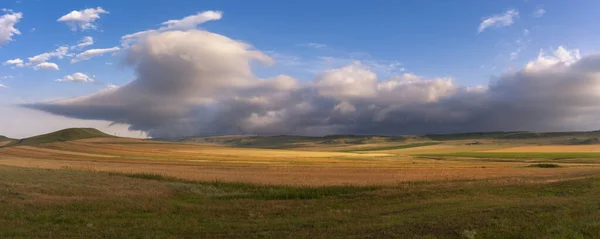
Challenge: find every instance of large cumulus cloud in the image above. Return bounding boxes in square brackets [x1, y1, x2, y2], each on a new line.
[24, 25, 600, 137]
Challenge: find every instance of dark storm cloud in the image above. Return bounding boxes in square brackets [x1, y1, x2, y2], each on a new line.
[25, 29, 600, 137]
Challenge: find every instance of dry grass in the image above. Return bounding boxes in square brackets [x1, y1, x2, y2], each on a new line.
[3, 165, 600, 238]
[4, 135, 600, 238]
[2, 137, 600, 186]
[486, 145, 600, 153]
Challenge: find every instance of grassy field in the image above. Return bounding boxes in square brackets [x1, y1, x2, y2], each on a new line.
[418, 152, 600, 160]
[3, 128, 600, 237]
[342, 142, 441, 152]
[2, 165, 600, 238]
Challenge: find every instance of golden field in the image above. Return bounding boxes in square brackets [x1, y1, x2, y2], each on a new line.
[4, 131, 600, 238]
[2, 135, 600, 186]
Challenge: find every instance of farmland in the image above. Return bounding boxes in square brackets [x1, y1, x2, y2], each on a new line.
[2, 128, 600, 238]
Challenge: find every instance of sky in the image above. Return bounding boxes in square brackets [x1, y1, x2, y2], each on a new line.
[2, 0, 600, 138]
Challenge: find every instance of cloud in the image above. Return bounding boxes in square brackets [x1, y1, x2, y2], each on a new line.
[314, 62, 377, 100]
[299, 43, 327, 49]
[0, 11, 22, 46]
[120, 11, 222, 47]
[55, 72, 95, 83]
[478, 9, 519, 33]
[71, 47, 120, 63]
[57, 7, 108, 31]
[27, 46, 69, 65]
[34, 62, 59, 70]
[3, 58, 24, 67]
[533, 8, 546, 18]
[26, 17, 600, 138]
[160, 10, 222, 30]
[509, 29, 532, 61]
[0, 84, 6, 88]
[72, 36, 94, 49]
[524, 46, 580, 71]
[317, 55, 405, 77]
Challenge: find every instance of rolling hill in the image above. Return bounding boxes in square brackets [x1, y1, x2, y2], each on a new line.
[168, 134, 431, 149]
[4, 128, 114, 147]
[165, 129, 600, 148]
[0, 136, 14, 142]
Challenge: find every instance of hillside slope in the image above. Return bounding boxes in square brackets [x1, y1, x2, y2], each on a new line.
[0, 136, 14, 142]
[5, 128, 113, 147]
[168, 135, 430, 149]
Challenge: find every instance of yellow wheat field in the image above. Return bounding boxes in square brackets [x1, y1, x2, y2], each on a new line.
[485, 145, 600, 153]
[2, 137, 600, 186]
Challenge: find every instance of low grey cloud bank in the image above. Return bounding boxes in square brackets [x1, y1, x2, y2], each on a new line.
[24, 15, 600, 138]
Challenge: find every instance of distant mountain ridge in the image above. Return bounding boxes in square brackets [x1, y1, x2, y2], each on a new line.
[4, 127, 600, 148]
[164, 130, 600, 148]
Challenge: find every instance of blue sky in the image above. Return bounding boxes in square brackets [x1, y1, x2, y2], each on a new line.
[1, 0, 600, 138]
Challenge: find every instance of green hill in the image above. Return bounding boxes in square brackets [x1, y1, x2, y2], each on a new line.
[426, 130, 600, 141]
[0, 136, 15, 142]
[170, 134, 430, 149]
[5, 128, 113, 147]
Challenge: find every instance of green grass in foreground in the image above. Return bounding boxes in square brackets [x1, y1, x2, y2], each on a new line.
[2, 165, 600, 238]
[108, 172, 378, 200]
[417, 152, 600, 159]
[345, 142, 441, 152]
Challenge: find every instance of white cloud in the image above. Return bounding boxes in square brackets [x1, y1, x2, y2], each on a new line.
[0, 11, 22, 46]
[510, 51, 520, 60]
[478, 9, 519, 33]
[525, 46, 581, 71]
[120, 11, 222, 47]
[317, 56, 405, 77]
[57, 7, 108, 31]
[0, 84, 6, 88]
[56, 72, 95, 83]
[314, 62, 377, 100]
[28, 46, 69, 65]
[72, 36, 94, 49]
[34, 62, 59, 70]
[160, 11, 222, 30]
[508, 29, 532, 61]
[1, 75, 13, 79]
[533, 8, 546, 18]
[71, 47, 120, 63]
[299, 43, 327, 49]
[3, 58, 24, 67]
